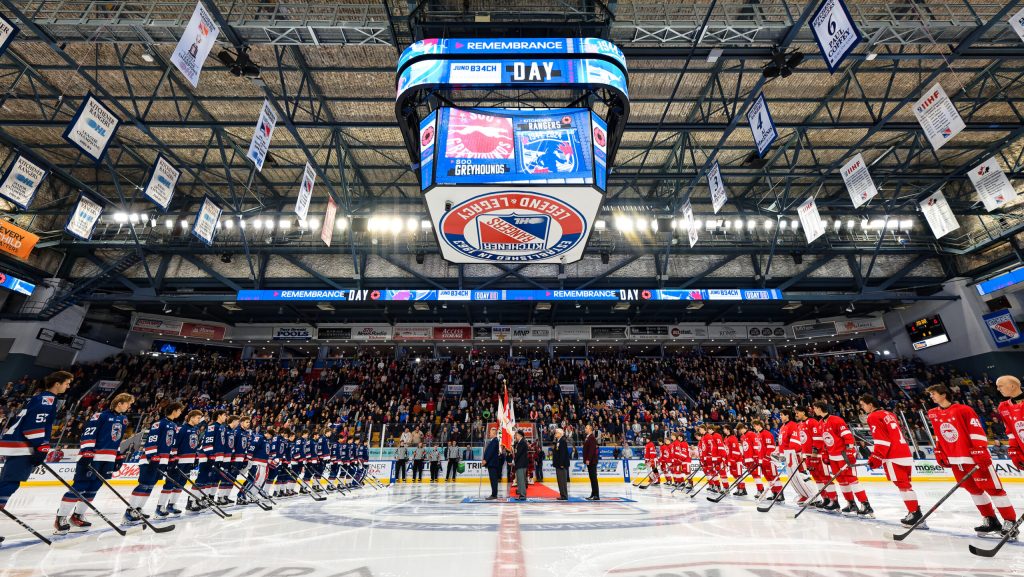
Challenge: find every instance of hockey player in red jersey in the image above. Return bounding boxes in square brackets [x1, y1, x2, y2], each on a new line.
[795, 406, 828, 506]
[696, 425, 711, 490]
[995, 375, 1024, 472]
[708, 426, 727, 493]
[859, 395, 922, 527]
[738, 423, 761, 495]
[753, 420, 783, 501]
[927, 384, 1017, 539]
[778, 409, 815, 504]
[659, 437, 674, 485]
[812, 401, 873, 517]
[673, 432, 692, 490]
[643, 437, 661, 486]
[723, 425, 746, 496]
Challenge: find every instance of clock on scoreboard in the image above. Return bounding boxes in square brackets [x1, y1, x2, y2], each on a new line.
[906, 315, 950, 350]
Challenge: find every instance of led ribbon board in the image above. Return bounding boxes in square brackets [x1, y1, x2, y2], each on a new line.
[236, 288, 783, 302]
[396, 38, 628, 265]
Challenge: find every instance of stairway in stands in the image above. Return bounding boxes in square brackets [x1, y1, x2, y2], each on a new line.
[26, 252, 143, 320]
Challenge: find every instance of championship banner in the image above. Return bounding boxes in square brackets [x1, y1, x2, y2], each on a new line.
[840, 153, 878, 209]
[0, 155, 47, 210]
[294, 162, 315, 222]
[920, 189, 959, 239]
[747, 92, 778, 158]
[968, 156, 1018, 212]
[707, 160, 727, 214]
[1011, 7, 1024, 44]
[247, 99, 277, 172]
[683, 199, 697, 247]
[0, 270, 34, 296]
[170, 1, 220, 88]
[65, 195, 103, 240]
[0, 13, 19, 57]
[913, 83, 965, 151]
[321, 197, 337, 247]
[62, 94, 121, 163]
[982, 309, 1024, 348]
[797, 197, 825, 244]
[810, 0, 862, 73]
[142, 155, 180, 211]
[191, 196, 222, 245]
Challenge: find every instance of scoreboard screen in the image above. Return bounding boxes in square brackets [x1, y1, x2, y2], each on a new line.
[906, 315, 950, 350]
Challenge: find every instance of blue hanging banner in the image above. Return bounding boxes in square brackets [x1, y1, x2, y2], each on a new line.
[0, 13, 19, 58]
[62, 93, 121, 163]
[810, 0, 863, 74]
[982, 309, 1024, 348]
[747, 92, 778, 158]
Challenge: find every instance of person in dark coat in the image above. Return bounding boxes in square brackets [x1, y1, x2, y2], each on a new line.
[513, 430, 529, 501]
[482, 428, 505, 500]
[583, 424, 600, 500]
[552, 428, 570, 500]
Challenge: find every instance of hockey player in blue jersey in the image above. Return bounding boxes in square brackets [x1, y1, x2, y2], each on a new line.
[0, 371, 72, 540]
[53, 392, 134, 535]
[289, 430, 304, 495]
[240, 425, 273, 503]
[196, 410, 228, 502]
[124, 403, 183, 524]
[168, 410, 203, 514]
[326, 434, 343, 491]
[311, 427, 331, 492]
[267, 428, 287, 497]
[215, 415, 241, 505]
[357, 439, 371, 486]
[299, 430, 315, 493]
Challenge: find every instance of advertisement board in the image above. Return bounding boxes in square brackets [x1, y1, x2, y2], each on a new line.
[0, 270, 35, 296]
[273, 326, 314, 340]
[179, 322, 225, 340]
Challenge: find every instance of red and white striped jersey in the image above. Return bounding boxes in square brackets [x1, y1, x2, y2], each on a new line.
[866, 409, 913, 466]
[997, 398, 1024, 452]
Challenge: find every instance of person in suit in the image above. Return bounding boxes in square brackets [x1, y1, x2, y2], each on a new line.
[583, 424, 599, 500]
[482, 428, 505, 500]
[552, 428, 570, 500]
[513, 430, 529, 501]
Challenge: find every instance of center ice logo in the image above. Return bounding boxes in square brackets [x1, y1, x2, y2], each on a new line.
[478, 214, 550, 252]
[940, 422, 959, 443]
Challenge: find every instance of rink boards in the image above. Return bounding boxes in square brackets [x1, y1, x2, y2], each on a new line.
[6, 457, 1022, 487]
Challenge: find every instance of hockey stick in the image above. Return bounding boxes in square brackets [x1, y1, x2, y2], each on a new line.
[239, 465, 278, 504]
[758, 456, 806, 513]
[794, 461, 849, 519]
[282, 466, 327, 501]
[631, 471, 652, 488]
[39, 463, 126, 536]
[969, 512, 1024, 557]
[0, 506, 51, 546]
[160, 468, 229, 518]
[708, 465, 756, 503]
[672, 465, 702, 494]
[688, 474, 713, 499]
[213, 465, 272, 510]
[86, 464, 176, 533]
[892, 465, 980, 541]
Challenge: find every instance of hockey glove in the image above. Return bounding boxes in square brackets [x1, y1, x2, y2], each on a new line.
[114, 452, 126, 471]
[30, 444, 50, 465]
[867, 455, 882, 470]
[843, 447, 858, 468]
[970, 448, 992, 469]
[1010, 445, 1024, 469]
[933, 447, 950, 468]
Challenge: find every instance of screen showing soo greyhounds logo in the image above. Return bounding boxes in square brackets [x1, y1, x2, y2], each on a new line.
[440, 191, 586, 261]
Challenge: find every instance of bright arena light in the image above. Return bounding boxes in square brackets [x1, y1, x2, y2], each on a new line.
[614, 215, 633, 232]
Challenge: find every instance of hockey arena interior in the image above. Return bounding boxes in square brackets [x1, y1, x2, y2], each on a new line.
[3, 1, 1024, 576]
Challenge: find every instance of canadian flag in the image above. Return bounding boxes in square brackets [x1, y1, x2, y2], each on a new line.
[497, 385, 516, 452]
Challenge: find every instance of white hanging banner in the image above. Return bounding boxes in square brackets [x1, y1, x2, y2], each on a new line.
[142, 155, 180, 212]
[968, 156, 1018, 212]
[247, 99, 278, 172]
[0, 155, 48, 210]
[191, 196, 222, 245]
[295, 162, 315, 222]
[920, 190, 959, 239]
[170, 1, 220, 88]
[65, 195, 103, 240]
[707, 160, 727, 214]
[62, 94, 121, 163]
[746, 92, 778, 158]
[321, 197, 337, 247]
[912, 83, 965, 151]
[0, 13, 19, 57]
[797, 198, 825, 244]
[840, 153, 878, 209]
[810, 0, 862, 73]
[683, 200, 697, 248]
[1011, 7, 1024, 43]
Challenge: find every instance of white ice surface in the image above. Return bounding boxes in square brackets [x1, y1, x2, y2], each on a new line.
[0, 481, 1022, 577]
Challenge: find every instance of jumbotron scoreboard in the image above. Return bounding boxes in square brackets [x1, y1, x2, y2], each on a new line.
[396, 38, 629, 265]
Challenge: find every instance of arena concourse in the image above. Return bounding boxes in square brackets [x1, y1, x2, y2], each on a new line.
[1, 1, 1024, 576]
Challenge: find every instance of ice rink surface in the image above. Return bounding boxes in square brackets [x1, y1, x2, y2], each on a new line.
[0, 480, 1022, 577]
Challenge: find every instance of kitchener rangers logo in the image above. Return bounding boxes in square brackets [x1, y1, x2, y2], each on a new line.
[438, 191, 587, 262]
[940, 422, 959, 443]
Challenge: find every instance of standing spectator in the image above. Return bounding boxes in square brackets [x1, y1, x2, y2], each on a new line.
[513, 430, 528, 501]
[395, 442, 409, 483]
[553, 428, 570, 500]
[399, 427, 412, 446]
[482, 428, 504, 500]
[445, 440, 460, 482]
[583, 424, 599, 501]
[412, 442, 426, 482]
[411, 427, 422, 446]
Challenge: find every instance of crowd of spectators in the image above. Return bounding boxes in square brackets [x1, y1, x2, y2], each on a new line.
[0, 346, 1010, 458]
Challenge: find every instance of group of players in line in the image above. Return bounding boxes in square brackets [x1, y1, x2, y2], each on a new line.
[0, 371, 375, 541]
[640, 381, 1024, 542]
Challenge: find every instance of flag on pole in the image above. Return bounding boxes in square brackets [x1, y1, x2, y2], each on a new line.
[497, 384, 516, 452]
